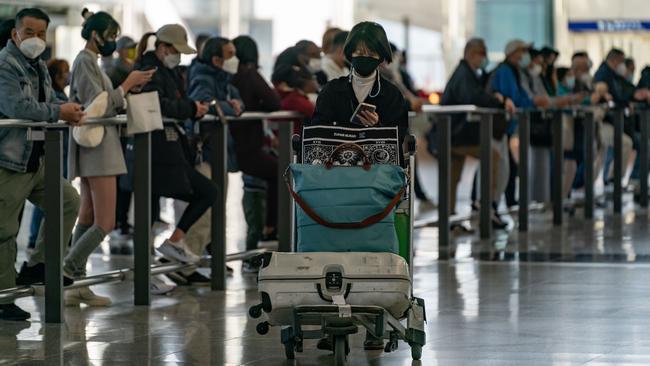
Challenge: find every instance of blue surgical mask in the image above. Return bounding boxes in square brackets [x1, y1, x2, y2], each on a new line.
[565, 76, 575, 90]
[519, 53, 531, 69]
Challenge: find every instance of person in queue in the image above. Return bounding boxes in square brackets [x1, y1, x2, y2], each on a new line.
[0, 8, 85, 321]
[178, 36, 244, 283]
[131, 25, 217, 281]
[489, 39, 550, 211]
[295, 39, 327, 87]
[321, 30, 350, 81]
[540, 46, 559, 96]
[231, 35, 282, 269]
[322, 27, 343, 55]
[63, 10, 154, 306]
[439, 38, 514, 230]
[594, 49, 647, 188]
[106, 36, 137, 88]
[272, 62, 317, 133]
[26, 58, 71, 251]
[309, 21, 409, 351]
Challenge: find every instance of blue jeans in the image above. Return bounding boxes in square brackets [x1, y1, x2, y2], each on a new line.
[28, 133, 69, 247]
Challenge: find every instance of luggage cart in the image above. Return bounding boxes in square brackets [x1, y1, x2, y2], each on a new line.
[249, 132, 425, 365]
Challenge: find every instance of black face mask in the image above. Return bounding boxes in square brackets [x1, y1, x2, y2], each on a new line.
[351, 56, 381, 77]
[96, 36, 117, 57]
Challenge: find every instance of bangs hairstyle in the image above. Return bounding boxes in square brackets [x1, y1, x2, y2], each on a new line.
[81, 9, 120, 41]
[200, 37, 231, 63]
[233, 35, 258, 65]
[343, 22, 392, 63]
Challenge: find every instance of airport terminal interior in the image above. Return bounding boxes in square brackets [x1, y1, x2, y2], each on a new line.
[2, 0, 650, 365]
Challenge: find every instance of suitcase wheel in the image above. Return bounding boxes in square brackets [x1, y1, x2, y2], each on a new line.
[256, 321, 270, 335]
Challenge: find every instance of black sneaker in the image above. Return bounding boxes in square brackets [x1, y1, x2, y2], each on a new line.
[184, 271, 211, 286]
[317, 336, 333, 351]
[0, 303, 31, 321]
[16, 262, 74, 287]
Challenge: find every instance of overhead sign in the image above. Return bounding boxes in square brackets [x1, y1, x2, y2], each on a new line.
[569, 20, 650, 32]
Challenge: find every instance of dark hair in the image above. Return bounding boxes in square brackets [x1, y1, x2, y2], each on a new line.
[274, 46, 302, 71]
[556, 67, 570, 82]
[81, 9, 120, 41]
[295, 40, 317, 52]
[571, 51, 589, 60]
[201, 37, 231, 63]
[331, 31, 348, 50]
[625, 58, 635, 68]
[272, 63, 313, 89]
[233, 35, 258, 66]
[529, 48, 542, 58]
[196, 33, 210, 50]
[47, 59, 69, 92]
[15, 8, 50, 27]
[606, 48, 625, 61]
[343, 22, 392, 63]
[0, 19, 14, 50]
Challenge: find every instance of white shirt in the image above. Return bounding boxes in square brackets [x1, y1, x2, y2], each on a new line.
[352, 69, 377, 104]
[322, 54, 350, 81]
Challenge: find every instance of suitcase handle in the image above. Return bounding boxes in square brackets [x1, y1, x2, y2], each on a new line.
[316, 283, 352, 302]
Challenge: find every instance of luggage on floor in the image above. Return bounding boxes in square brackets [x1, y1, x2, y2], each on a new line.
[255, 251, 412, 326]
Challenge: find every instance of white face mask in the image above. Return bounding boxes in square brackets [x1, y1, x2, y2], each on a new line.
[580, 73, 592, 85]
[222, 56, 239, 74]
[18, 35, 46, 60]
[530, 64, 542, 77]
[308, 57, 322, 72]
[616, 63, 627, 77]
[163, 52, 181, 69]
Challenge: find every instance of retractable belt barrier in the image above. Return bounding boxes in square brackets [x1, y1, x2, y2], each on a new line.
[0, 110, 301, 324]
[412, 103, 646, 259]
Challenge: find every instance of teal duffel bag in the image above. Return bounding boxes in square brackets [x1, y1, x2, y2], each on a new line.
[287, 143, 406, 253]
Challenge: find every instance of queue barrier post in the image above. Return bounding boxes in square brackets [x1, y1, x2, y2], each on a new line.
[44, 129, 64, 323]
[133, 131, 152, 305]
[518, 111, 530, 231]
[584, 111, 595, 219]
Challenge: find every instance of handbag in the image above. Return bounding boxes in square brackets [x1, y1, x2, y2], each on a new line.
[72, 91, 108, 148]
[287, 143, 405, 253]
[126, 91, 164, 135]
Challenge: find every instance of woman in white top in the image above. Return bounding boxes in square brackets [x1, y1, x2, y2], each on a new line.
[64, 9, 154, 306]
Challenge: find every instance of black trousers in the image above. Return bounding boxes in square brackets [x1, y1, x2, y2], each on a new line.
[152, 167, 219, 233]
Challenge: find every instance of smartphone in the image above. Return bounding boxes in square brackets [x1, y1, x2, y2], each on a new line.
[350, 102, 377, 125]
[142, 66, 158, 72]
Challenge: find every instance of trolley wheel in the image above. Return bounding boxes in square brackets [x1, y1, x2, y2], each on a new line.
[334, 335, 347, 366]
[249, 304, 263, 319]
[284, 339, 295, 360]
[256, 321, 270, 335]
[409, 343, 422, 361]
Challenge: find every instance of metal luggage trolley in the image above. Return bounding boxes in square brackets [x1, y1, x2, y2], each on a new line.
[248, 127, 426, 365]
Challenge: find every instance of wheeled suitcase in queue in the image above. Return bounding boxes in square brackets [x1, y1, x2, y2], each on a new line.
[253, 251, 412, 326]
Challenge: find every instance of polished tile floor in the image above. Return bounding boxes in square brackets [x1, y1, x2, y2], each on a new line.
[4, 168, 650, 365]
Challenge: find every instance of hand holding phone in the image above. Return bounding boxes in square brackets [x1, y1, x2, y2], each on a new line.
[350, 103, 377, 126]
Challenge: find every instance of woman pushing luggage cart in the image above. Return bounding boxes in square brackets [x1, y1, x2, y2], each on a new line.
[248, 21, 425, 366]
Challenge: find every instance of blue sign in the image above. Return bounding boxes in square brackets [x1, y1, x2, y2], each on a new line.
[569, 20, 650, 32]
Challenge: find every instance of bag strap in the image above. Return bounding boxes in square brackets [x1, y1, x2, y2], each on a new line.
[284, 175, 404, 229]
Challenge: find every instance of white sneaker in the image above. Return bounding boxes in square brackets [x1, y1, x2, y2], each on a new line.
[150, 274, 176, 295]
[65, 287, 112, 307]
[157, 239, 201, 264]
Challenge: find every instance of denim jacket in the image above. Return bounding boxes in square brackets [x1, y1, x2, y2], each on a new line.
[0, 41, 62, 172]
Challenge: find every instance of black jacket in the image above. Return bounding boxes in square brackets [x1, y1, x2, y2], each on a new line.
[438, 60, 505, 146]
[309, 74, 409, 148]
[123, 51, 198, 197]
